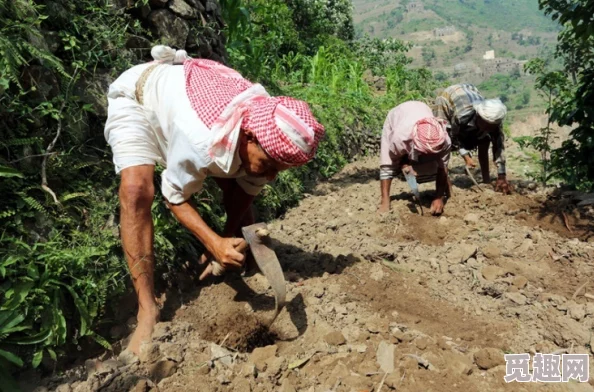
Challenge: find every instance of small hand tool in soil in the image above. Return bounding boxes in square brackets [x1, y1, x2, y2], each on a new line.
[464, 165, 483, 192]
[241, 223, 287, 327]
[403, 168, 424, 215]
[199, 223, 287, 327]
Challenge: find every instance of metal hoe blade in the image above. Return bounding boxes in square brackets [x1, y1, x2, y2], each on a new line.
[464, 166, 483, 192]
[242, 223, 286, 327]
[403, 170, 424, 215]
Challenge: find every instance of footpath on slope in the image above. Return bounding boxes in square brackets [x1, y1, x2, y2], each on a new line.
[31, 157, 594, 392]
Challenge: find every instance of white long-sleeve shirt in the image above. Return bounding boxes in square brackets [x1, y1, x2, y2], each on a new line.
[105, 63, 268, 204]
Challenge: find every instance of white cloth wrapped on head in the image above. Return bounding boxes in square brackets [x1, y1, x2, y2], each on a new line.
[474, 99, 507, 124]
[150, 45, 191, 65]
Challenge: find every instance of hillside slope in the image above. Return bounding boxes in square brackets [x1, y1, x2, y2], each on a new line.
[30, 157, 594, 392]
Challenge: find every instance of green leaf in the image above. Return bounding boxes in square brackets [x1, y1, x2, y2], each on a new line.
[31, 350, 43, 368]
[48, 280, 91, 337]
[0, 311, 25, 332]
[26, 263, 39, 280]
[0, 349, 23, 367]
[46, 348, 57, 361]
[0, 166, 23, 178]
[1, 282, 34, 310]
[89, 332, 112, 350]
[7, 328, 52, 345]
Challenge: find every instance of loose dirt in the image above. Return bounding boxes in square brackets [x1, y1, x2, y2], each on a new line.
[30, 157, 594, 392]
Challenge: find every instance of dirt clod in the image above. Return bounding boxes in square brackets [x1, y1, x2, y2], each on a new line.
[139, 342, 161, 364]
[249, 345, 278, 372]
[149, 359, 177, 382]
[481, 265, 506, 281]
[324, 331, 347, 346]
[474, 348, 505, 370]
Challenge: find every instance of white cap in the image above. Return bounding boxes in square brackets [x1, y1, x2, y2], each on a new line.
[474, 99, 507, 124]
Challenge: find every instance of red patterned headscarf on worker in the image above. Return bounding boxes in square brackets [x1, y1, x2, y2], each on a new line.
[411, 117, 450, 155]
[183, 58, 325, 169]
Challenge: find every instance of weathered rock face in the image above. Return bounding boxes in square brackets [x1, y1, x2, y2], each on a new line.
[118, 0, 227, 63]
[37, 0, 226, 122]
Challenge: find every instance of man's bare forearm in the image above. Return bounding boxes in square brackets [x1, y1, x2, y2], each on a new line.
[167, 201, 220, 254]
[380, 179, 392, 204]
[214, 178, 255, 236]
[478, 140, 491, 183]
[435, 167, 448, 198]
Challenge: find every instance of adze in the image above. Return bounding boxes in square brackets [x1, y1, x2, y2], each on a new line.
[199, 223, 286, 327]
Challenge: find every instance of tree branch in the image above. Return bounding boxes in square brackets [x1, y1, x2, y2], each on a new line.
[41, 68, 79, 207]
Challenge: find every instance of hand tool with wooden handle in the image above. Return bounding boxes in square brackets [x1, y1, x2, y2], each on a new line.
[198, 223, 286, 327]
[403, 167, 424, 215]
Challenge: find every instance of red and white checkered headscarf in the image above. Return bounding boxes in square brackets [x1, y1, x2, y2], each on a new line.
[183, 58, 325, 170]
[241, 97, 325, 165]
[411, 117, 450, 155]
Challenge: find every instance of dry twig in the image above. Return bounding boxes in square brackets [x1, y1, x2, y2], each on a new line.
[572, 281, 590, 300]
[41, 68, 79, 206]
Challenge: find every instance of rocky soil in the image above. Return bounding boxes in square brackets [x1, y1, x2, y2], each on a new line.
[25, 157, 594, 392]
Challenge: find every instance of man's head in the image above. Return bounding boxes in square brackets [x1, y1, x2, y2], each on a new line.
[238, 129, 291, 180]
[238, 97, 325, 180]
[411, 117, 451, 160]
[474, 99, 507, 133]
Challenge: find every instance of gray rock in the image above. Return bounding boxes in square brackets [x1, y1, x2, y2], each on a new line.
[148, 359, 177, 382]
[149, 0, 168, 7]
[474, 348, 504, 370]
[125, 35, 152, 50]
[466, 257, 481, 268]
[84, 359, 101, 377]
[512, 275, 528, 289]
[161, 342, 184, 363]
[73, 382, 92, 392]
[376, 341, 395, 373]
[482, 244, 501, 259]
[449, 244, 478, 264]
[205, 0, 218, 12]
[481, 265, 506, 281]
[311, 286, 325, 298]
[249, 345, 277, 372]
[265, 356, 286, 377]
[118, 349, 139, 366]
[504, 292, 527, 305]
[152, 322, 173, 341]
[73, 70, 113, 117]
[217, 371, 232, 385]
[139, 342, 161, 364]
[130, 379, 154, 392]
[55, 384, 72, 392]
[567, 301, 586, 321]
[324, 331, 347, 346]
[210, 343, 234, 368]
[464, 213, 480, 224]
[148, 10, 190, 49]
[169, 0, 199, 19]
[185, 0, 206, 11]
[543, 315, 590, 346]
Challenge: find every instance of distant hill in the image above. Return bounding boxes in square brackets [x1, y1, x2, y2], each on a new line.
[352, 0, 561, 114]
[354, 0, 558, 39]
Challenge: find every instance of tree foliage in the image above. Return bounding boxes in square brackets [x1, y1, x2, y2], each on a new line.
[537, 0, 594, 189]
